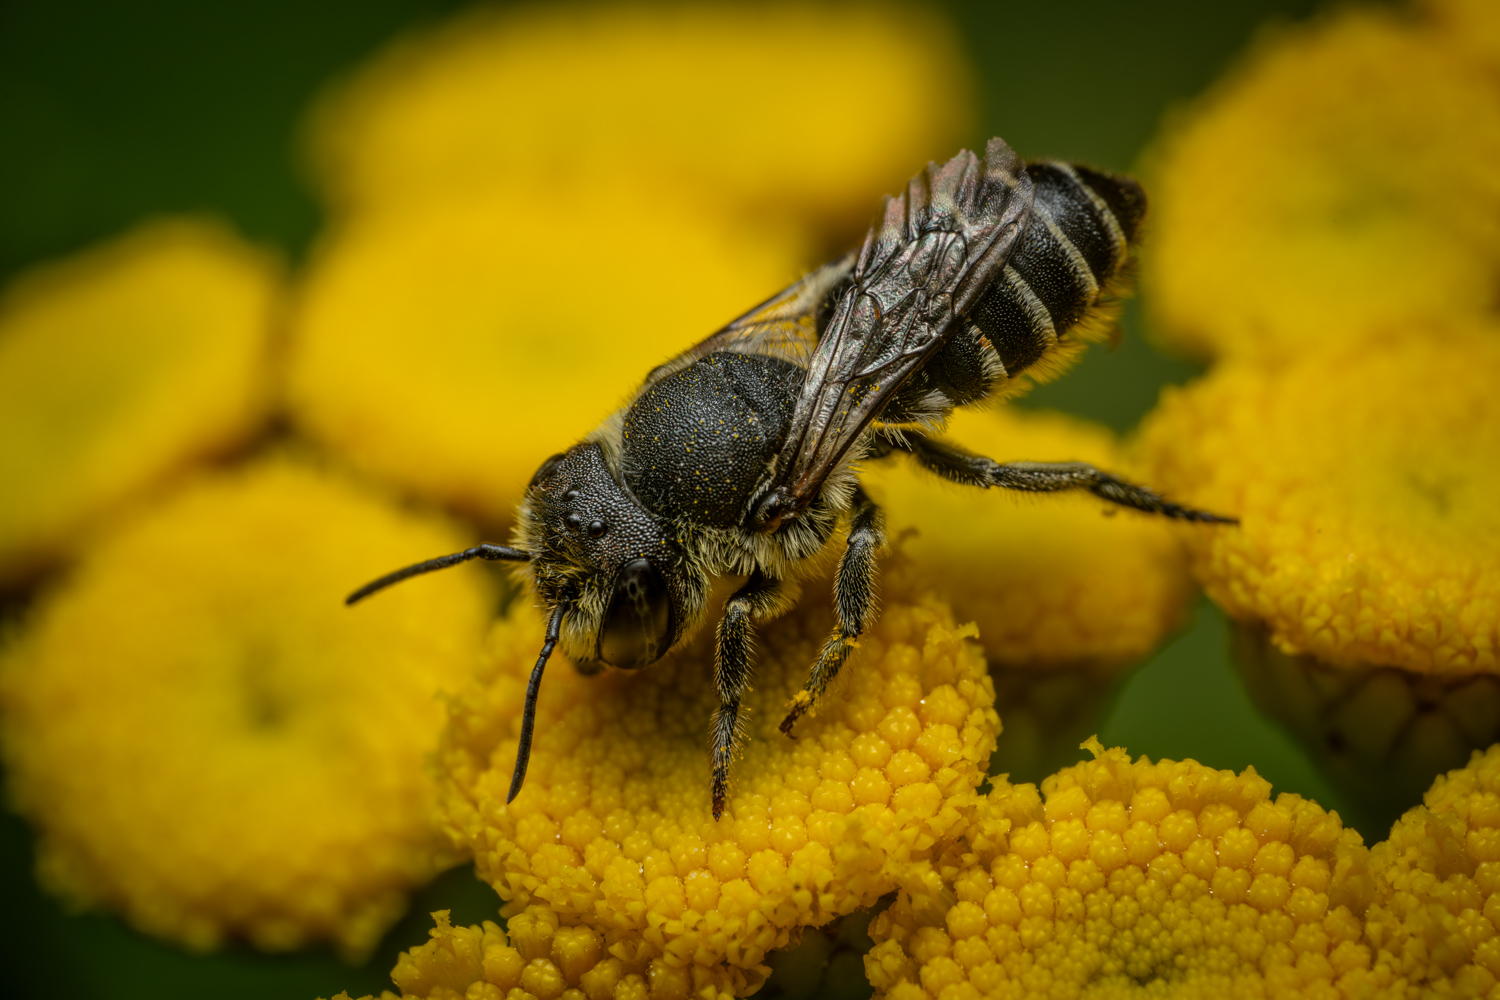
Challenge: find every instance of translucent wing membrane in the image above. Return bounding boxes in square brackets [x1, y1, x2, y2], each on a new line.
[751, 138, 1034, 528]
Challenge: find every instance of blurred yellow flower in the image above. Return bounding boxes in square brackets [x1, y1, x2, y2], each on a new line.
[306, 1, 973, 233]
[1139, 329, 1500, 676]
[866, 406, 1195, 779]
[287, 187, 806, 524]
[1143, 5, 1500, 362]
[433, 579, 998, 997]
[0, 217, 280, 584]
[0, 460, 493, 956]
[870, 407, 1193, 671]
[1421, 0, 1500, 74]
[1365, 745, 1500, 995]
[865, 740, 1379, 999]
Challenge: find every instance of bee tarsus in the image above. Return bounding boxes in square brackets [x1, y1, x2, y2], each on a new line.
[890, 430, 1238, 523]
[711, 570, 788, 819]
[778, 487, 885, 743]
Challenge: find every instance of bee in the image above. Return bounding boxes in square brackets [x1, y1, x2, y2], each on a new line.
[348, 137, 1233, 819]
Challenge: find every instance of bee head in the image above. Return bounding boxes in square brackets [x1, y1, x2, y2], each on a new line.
[516, 442, 699, 670]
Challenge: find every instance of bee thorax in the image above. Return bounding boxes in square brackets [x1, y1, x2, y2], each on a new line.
[620, 352, 804, 527]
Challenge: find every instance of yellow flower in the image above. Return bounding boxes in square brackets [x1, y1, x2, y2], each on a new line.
[433, 579, 998, 998]
[1234, 621, 1500, 835]
[286, 186, 807, 525]
[0, 459, 493, 956]
[871, 407, 1193, 670]
[328, 908, 628, 1000]
[865, 406, 1195, 779]
[1142, 5, 1500, 362]
[0, 217, 280, 584]
[305, 1, 973, 232]
[1138, 328, 1500, 676]
[1420, 0, 1500, 73]
[865, 739, 1380, 999]
[1364, 744, 1500, 996]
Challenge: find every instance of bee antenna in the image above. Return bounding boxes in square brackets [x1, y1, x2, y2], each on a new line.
[344, 544, 531, 605]
[508, 601, 568, 804]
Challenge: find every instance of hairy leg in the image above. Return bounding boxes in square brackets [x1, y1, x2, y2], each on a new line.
[781, 486, 886, 735]
[712, 571, 793, 819]
[894, 431, 1235, 523]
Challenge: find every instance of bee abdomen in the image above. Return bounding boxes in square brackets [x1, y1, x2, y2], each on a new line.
[965, 161, 1145, 383]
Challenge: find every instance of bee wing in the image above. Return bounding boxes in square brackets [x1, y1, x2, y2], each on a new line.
[640, 252, 857, 389]
[754, 137, 1035, 527]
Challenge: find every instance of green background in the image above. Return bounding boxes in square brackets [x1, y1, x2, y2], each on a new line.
[0, 1, 1362, 996]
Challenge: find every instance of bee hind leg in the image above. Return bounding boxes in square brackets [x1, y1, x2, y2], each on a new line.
[896, 431, 1236, 523]
[712, 571, 793, 820]
[780, 487, 886, 737]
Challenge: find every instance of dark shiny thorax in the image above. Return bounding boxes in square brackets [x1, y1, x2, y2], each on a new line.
[620, 352, 804, 527]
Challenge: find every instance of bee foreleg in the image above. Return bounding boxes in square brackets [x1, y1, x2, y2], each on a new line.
[896, 432, 1236, 523]
[712, 571, 792, 820]
[780, 486, 886, 737]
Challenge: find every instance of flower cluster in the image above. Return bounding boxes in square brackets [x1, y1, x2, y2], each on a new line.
[1138, 0, 1500, 825]
[1142, 3, 1500, 363]
[304, 3, 972, 229]
[1139, 331, 1499, 677]
[0, 0, 981, 963]
[865, 740, 1379, 999]
[1365, 744, 1500, 995]
[867, 406, 1195, 780]
[432, 580, 998, 998]
[286, 1, 973, 525]
[11, 0, 1500, 994]
[0, 460, 494, 955]
[0, 218, 280, 584]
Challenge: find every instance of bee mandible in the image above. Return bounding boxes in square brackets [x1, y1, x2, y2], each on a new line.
[347, 137, 1234, 819]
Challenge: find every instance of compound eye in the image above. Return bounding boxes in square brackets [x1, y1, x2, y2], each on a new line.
[528, 453, 567, 491]
[598, 559, 673, 669]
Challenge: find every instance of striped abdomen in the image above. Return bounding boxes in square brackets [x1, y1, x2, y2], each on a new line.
[969, 162, 1144, 380]
[886, 161, 1145, 417]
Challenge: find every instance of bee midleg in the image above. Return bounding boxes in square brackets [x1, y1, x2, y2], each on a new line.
[712, 570, 793, 820]
[895, 431, 1236, 524]
[780, 486, 886, 736]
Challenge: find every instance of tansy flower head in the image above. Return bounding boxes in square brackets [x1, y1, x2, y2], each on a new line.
[866, 406, 1194, 780]
[0, 217, 280, 584]
[1142, 5, 1500, 362]
[866, 740, 1379, 999]
[0, 460, 493, 956]
[1420, 0, 1500, 75]
[434, 579, 998, 997]
[1234, 620, 1500, 834]
[305, 1, 973, 231]
[1364, 744, 1500, 996]
[1138, 328, 1500, 676]
[287, 186, 806, 525]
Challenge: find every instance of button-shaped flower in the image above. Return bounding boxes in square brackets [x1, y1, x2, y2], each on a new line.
[0, 217, 280, 584]
[865, 740, 1380, 998]
[1143, 5, 1500, 362]
[0, 460, 493, 956]
[867, 406, 1195, 780]
[434, 580, 998, 997]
